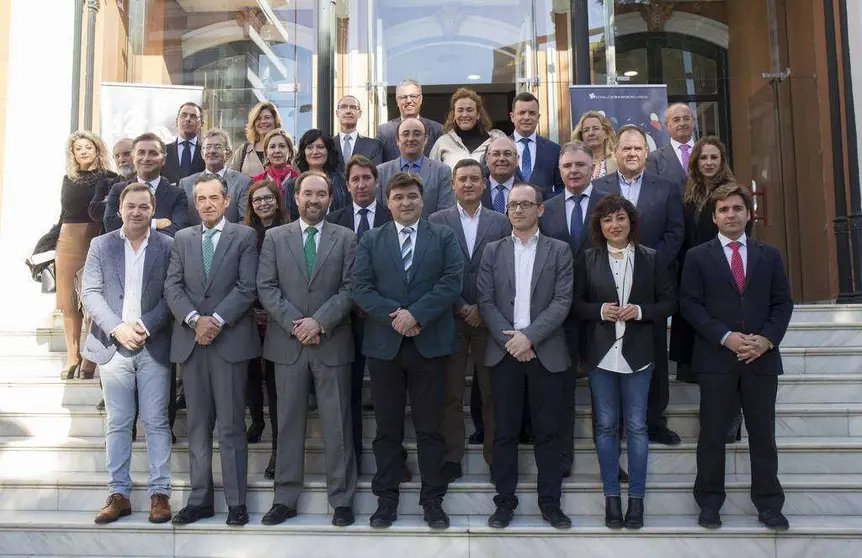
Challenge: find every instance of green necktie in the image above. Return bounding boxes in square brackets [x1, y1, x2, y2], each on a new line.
[304, 226, 318, 276]
[203, 228, 217, 280]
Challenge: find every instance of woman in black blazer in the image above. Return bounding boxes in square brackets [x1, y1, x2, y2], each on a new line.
[574, 195, 675, 530]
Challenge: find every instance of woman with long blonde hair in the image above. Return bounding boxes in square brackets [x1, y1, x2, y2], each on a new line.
[230, 101, 284, 177]
[572, 111, 618, 178]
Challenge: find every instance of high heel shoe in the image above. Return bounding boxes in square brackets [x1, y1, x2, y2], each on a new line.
[604, 496, 623, 529]
[264, 452, 276, 480]
[60, 363, 80, 380]
[624, 497, 644, 529]
[79, 367, 96, 380]
[247, 422, 265, 443]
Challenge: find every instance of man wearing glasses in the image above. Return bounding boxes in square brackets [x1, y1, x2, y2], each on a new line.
[335, 95, 383, 172]
[163, 102, 206, 185]
[376, 79, 444, 162]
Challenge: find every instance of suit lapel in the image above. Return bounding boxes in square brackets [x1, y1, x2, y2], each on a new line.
[502, 236, 515, 291]
[309, 224, 337, 284]
[473, 208, 494, 260]
[707, 237, 740, 293]
[286, 221, 310, 281]
[155, 178, 170, 210]
[188, 225, 205, 288]
[142, 235, 159, 292]
[447, 208, 470, 260]
[664, 146, 683, 176]
[581, 190, 603, 248]
[599, 252, 619, 304]
[408, 220, 430, 285]
[383, 222, 406, 279]
[373, 206, 391, 227]
[110, 233, 125, 287]
[204, 223, 235, 292]
[744, 240, 761, 292]
[529, 235, 551, 297]
[636, 176, 654, 211]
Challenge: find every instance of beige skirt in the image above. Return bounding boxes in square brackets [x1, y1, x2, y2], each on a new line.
[55, 222, 100, 315]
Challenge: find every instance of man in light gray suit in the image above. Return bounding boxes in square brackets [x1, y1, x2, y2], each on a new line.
[179, 129, 252, 226]
[429, 159, 510, 475]
[164, 174, 261, 527]
[257, 171, 358, 527]
[477, 183, 574, 530]
[376, 117, 454, 217]
[82, 183, 174, 525]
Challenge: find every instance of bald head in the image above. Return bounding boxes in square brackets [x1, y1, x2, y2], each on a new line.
[113, 138, 135, 179]
[486, 137, 519, 183]
[666, 103, 694, 143]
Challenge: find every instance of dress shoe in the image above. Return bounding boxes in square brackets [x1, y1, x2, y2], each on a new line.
[468, 430, 484, 445]
[171, 431, 177, 444]
[95, 399, 106, 411]
[401, 467, 412, 483]
[171, 504, 215, 525]
[94, 493, 131, 524]
[131, 424, 138, 443]
[246, 422, 265, 444]
[61, 363, 79, 380]
[442, 461, 463, 483]
[332, 506, 355, 527]
[624, 497, 644, 529]
[649, 427, 681, 446]
[726, 412, 743, 444]
[562, 469, 572, 478]
[149, 493, 172, 524]
[175, 393, 187, 410]
[264, 452, 276, 480]
[370, 504, 398, 528]
[758, 509, 790, 531]
[618, 467, 629, 483]
[604, 496, 623, 529]
[422, 501, 450, 530]
[261, 504, 296, 525]
[226, 505, 249, 526]
[698, 508, 722, 529]
[540, 505, 572, 529]
[488, 505, 515, 528]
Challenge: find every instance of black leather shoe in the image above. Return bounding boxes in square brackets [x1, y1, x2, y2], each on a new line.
[442, 461, 463, 483]
[618, 467, 629, 483]
[488, 506, 515, 528]
[246, 422, 265, 444]
[370, 504, 397, 528]
[171, 505, 215, 525]
[562, 469, 572, 478]
[95, 399, 106, 411]
[540, 505, 572, 529]
[171, 431, 177, 444]
[624, 497, 644, 529]
[698, 508, 722, 529]
[264, 452, 276, 480]
[422, 501, 450, 530]
[604, 496, 623, 529]
[261, 504, 296, 525]
[175, 393, 186, 410]
[649, 427, 682, 446]
[332, 506, 355, 527]
[468, 431, 484, 445]
[226, 505, 249, 526]
[758, 509, 789, 531]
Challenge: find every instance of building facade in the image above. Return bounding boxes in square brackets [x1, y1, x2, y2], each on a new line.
[0, 0, 860, 331]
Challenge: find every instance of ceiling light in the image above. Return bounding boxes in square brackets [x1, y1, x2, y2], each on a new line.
[623, 70, 639, 77]
[467, 74, 481, 80]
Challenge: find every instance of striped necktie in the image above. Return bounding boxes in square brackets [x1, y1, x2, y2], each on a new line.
[401, 226, 414, 271]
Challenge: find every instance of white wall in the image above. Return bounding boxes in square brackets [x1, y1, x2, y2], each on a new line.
[0, 0, 74, 330]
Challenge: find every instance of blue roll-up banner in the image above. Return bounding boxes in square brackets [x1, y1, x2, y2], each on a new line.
[569, 85, 669, 153]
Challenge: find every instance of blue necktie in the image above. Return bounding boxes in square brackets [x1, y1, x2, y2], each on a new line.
[357, 208, 370, 239]
[519, 137, 532, 183]
[492, 184, 506, 213]
[569, 194, 585, 243]
[180, 140, 193, 178]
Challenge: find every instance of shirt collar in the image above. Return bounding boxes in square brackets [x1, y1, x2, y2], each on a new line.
[202, 216, 226, 234]
[458, 203, 481, 219]
[491, 175, 515, 190]
[340, 130, 358, 142]
[607, 242, 634, 255]
[395, 219, 420, 235]
[354, 200, 377, 215]
[119, 227, 151, 243]
[512, 229, 540, 247]
[137, 176, 161, 191]
[565, 184, 593, 201]
[671, 137, 695, 151]
[180, 136, 197, 146]
[513, 131, 538, 143]
[399, 155, 424, 169]
[299, 218, 323, 235]
[617, 171, 644, 187]
[718, 232, 747, 248]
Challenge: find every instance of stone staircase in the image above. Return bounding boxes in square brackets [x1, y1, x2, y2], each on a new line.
[0, 305, 861, 557]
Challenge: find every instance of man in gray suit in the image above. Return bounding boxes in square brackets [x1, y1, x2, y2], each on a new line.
[477, 183, 574, 530]
[164, 174, 261, 527]
[376, 117, 455, 217]
[256, 171, 358, 527]
[376, 79, 444, 162]
[646, 103, 695, 193]
[179, 129, 252, 226]
[429, 159, 510, 476]
[82, 183, 174, 525]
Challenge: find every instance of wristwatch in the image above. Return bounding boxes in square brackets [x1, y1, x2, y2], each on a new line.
[189, 315, 200, 329]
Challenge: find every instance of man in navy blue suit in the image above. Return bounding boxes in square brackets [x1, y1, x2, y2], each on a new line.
[510, 92, 563, 197]
[680, 183, 792, 532]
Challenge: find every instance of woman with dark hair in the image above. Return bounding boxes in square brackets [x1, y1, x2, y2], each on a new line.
[574, 195, 675, 530]
[244, 179, 289, 479]
[282, 129, 349, 220]
[230, 101, 284, 178]
[252, 129, 299, 197]
[429, 87, 505, 168]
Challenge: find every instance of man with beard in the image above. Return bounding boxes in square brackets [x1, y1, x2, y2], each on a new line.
[89, 139, 135, 226]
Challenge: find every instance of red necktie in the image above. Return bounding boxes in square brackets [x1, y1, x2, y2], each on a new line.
[729, 241, 745, 292]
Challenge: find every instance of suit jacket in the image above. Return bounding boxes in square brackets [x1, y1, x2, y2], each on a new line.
[479, 171, 528, 211]
[283, 171, 350, 222]
[376, 116, 445, 162]
[477, 234, 573, 372]
[592, 172, 684, 263]
[540, 187, 608, 258]
[257, 221, 357, 366]
[511, 134, 564, 196]
[162, 138, 205, 185]
[81, 230, 174, 366]
[573, 245, 676, 372]
[375, 157, 455, 217]
[104, 178, 188, 238]
[428, 205, 511, 307]
[646, 144, 686, 194]
[352, 219, 464, 360]
[326, 202, 393, 231]
[179, 169, 252, 226]
[679, 237, 793, 376]
[89, 175, 131, 230]
[164, 221, 261, 364]
[334, 133, 383, 173]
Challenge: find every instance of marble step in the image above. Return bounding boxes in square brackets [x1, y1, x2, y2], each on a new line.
[2, 471, 861, 517]
[779, 322, 862, 347]
[4, 402, 862, 442]
[2, 436, 861, 477]
[787, 303, 862, 323]
[0, 511, 860, 558]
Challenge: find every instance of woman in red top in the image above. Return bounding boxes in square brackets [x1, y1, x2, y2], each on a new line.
[252, 128, 299, 196]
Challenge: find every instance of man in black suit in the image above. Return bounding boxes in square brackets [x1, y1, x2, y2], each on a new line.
[646, 103, 695, 194]
[162, 102, 205, 185]
[326, 155, 392, 473]
[592, 124, 684, 446]
[334, 96, 383, 172]
[540, 142, 607, 477]
[510, 92, 563, 196]
[429, 159, 511, 478]
[680, 183, 792, 532]
[376, 79, 444, 162]
[352, 172, 464, 530]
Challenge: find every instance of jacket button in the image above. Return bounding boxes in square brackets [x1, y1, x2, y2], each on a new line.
[119, 295, 123, 299]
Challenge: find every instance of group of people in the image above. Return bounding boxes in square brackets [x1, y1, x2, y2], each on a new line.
[53, 78, 793, 533]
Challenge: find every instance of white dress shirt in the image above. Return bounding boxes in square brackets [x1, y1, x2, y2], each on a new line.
[457, 203, 481, 258]
[670, 137, 695, 169]
[565, 184, 593, 233]
[513, 131, 538, 172]
[512, 230, 539, 330]
[177, 136, 198, 162]
[115, 228, 151, 337]
[299, 218, 323, 251]
[353, 200, 377, 233]
[617, 171, 644, 208]
[598, 243, 646, 374]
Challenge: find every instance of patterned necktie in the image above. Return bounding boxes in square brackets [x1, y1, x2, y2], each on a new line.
[569, 193, 586, 242]
[180, 140, 193, 178]
[343, 135, 353, 162]
[729, 241, 745, 292]
[519, 137, 533, 183]
[401, 227, 414, 272]
[357, 207, 370, 239]
[680, 143, 691, 173]
[304, 226, 318, 276]
[202, 228, 217, 280]
[492, 184, 506, 214]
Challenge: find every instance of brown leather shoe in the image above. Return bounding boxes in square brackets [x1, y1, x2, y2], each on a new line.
[149, 493, 172, 523]
[94, 493, 131, 524]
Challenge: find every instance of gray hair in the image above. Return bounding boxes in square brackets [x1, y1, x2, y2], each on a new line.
[559, 141, 594, 165]
[395, 79, 422, 97]
[192, 172, 229, 198]
[202, 128, 232, 155]
[337, 95, 361, 111]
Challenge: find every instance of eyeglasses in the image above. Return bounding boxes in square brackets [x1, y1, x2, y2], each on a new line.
[251, 195, 276, 206]
[507, 201, 539, 211]
[397, 94, 421, 101]
[399, 130, 425, 139]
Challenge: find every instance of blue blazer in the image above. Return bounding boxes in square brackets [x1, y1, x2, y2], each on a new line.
[540, 187, 608, 258]
[352, 219, 464, 360]
[104, 178, 189, 238]
[511, 134, 564, 196]
[80, 229, 174, 366]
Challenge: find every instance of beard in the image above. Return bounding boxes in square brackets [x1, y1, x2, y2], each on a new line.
[118, 164, 135, 179]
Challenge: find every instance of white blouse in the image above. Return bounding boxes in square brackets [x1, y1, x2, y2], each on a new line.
[598, 243, 647, 374]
